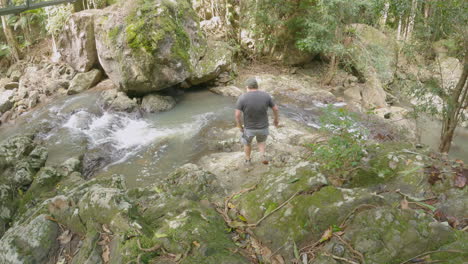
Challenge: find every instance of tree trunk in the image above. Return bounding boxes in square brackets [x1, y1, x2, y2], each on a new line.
[396, 16, 403, 41]
[0, 0, 21, 62]
[439, 49, 468, 153]
[379, 1, 390, 29]
[323, 54, 338, 86]
[406, 0, 418, 40]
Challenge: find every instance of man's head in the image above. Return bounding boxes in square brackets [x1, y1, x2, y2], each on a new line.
[245, 78, 258, 90]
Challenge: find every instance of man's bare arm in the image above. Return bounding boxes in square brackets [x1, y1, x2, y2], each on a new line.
[235, 109, 243, 131]
[272, 105, 280, 127]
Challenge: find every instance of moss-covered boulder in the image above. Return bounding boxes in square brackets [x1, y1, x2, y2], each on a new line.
[94, 0, 206, 95]
[345, 24, 395, 108]
[0, 135, 48, 236]
[0, 214, 59, 264]
[188, 40, 234, 86]
[342, 208, 460, 263]
[58, 10, 101, 72]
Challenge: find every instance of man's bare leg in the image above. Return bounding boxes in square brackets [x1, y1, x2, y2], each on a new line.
[244, 144, 252, 161]
[258, 141, 268, 164]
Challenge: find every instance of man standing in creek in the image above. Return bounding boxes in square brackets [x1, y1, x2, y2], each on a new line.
[235, 77, 280, 166]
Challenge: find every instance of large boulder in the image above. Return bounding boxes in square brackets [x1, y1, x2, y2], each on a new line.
[0, 215, 59, 264]
[101, 88, 138, 112]
[94, 0, 206, 95]
[188, 40, 234, 85]
[141, 93, 176, 112]
[67, 69, 102, 95]
[58, 10, 101, 72]
[0, 90, 14, 113]
[346, 24, 394, 108]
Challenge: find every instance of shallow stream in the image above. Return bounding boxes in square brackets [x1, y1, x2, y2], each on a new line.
[1, 89, 466, 188]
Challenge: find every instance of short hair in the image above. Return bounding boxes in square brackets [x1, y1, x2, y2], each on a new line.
[245, 78, 258, 89]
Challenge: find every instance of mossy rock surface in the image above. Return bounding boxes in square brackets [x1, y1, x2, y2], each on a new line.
[344, 208, 459, 263]
[94, 0, 206, 95]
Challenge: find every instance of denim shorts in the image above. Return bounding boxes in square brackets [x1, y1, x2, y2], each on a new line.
[241, 128, 269, 145]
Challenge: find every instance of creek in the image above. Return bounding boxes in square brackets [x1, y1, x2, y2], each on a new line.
[1, 89, 466, 189]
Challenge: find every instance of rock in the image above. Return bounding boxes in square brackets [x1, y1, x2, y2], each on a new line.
[344, 208, 455, 263]
[254, 73, 336, 106]
[67, 69, 102, 95]
[0, 184, 15, 237]
[77, 184, 132, 226]
[101, 89, 138, 112]
[45, 80, 69, 95]
[375, 107, 417, 139]
[188, 40, 234, 85]
[346, 24, 394, 108]
[209, 85, 243, 97]
[0, 90, 14, 113]
[4, 82, 18, 90]
[94, 0, 206, 95]
[344, 86, 362, 102]
[27, 90, 39, 109]
[0, 110, 12, 125]
[141, 93, 176, 113]
[58, 10, 100, 72]
[0, 215, 59, 264]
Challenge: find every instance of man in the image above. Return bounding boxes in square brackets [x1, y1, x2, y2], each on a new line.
[235, 77, 279, 165]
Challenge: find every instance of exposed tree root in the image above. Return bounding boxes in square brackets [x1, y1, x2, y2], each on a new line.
[323, 252, 359, 264]
[398, 249, 466, 264]
[249, 191, 300, 228]
[136, 239, 161, 252]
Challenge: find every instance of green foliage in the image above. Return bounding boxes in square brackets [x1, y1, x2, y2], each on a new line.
[0, 44, 11, 57]
[309, 106, 368, 176]
[44, 4, 73, 37]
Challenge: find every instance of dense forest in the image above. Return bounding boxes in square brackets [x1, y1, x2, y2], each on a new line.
[0, 0, 466, 263]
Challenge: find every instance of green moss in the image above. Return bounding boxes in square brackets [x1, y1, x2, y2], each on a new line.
[123, 0, 192, 67]
[108, 26, 121, 43]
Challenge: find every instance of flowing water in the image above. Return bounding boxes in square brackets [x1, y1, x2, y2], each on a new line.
[1, 89, 466, 188]
[0, 90, 235, 187]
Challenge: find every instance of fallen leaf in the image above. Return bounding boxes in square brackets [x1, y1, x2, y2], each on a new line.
[102, 224, 111, 234]
[414, 201, 437, 212]
[228, 221, 247, 228]
[293, 241, 299, 259]
[426, 166, 442, 185]
[288, 178, 300, 184]
[57, 230, 72, 245]
[192, 241, 200, 248]
[447, 216, 460, 228]
[102, 245, 110, 263]
[238, 215, 247, 222]
[400, 198, 410, 210]
[228, 202, 236, 209]
[454, 168, 467, 188]
[319, 227, 333, 243]
[434, 209, 447, 221]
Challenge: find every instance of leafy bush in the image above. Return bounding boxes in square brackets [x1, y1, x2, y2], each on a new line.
[309, 106, 369, 178]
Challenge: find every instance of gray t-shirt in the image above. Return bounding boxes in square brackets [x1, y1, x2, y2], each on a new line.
[235, 90, 275, 129]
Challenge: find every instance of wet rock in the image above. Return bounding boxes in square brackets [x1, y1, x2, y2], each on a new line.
[209, 85, 243, 97]
[188, 40, 234, 86]
[45, 80, 69, 95]
[374, 107, 417, 139]
[101, 89, 138, 112]
[67, 69, 102, 95]
[254, 73, 336, 106]
[27, 90, 39, 109]
[94, 0, 205, 95]
[141, 93, 176, 113]
[0, 184, 14, 237]
[0, 111, 12, 125]
[4, 82, 18, 90]
[0, 215, 59, 264]
[0, 90, 14, 113]
[344, 208, 456, 263]
[58, 10, 101, 72]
